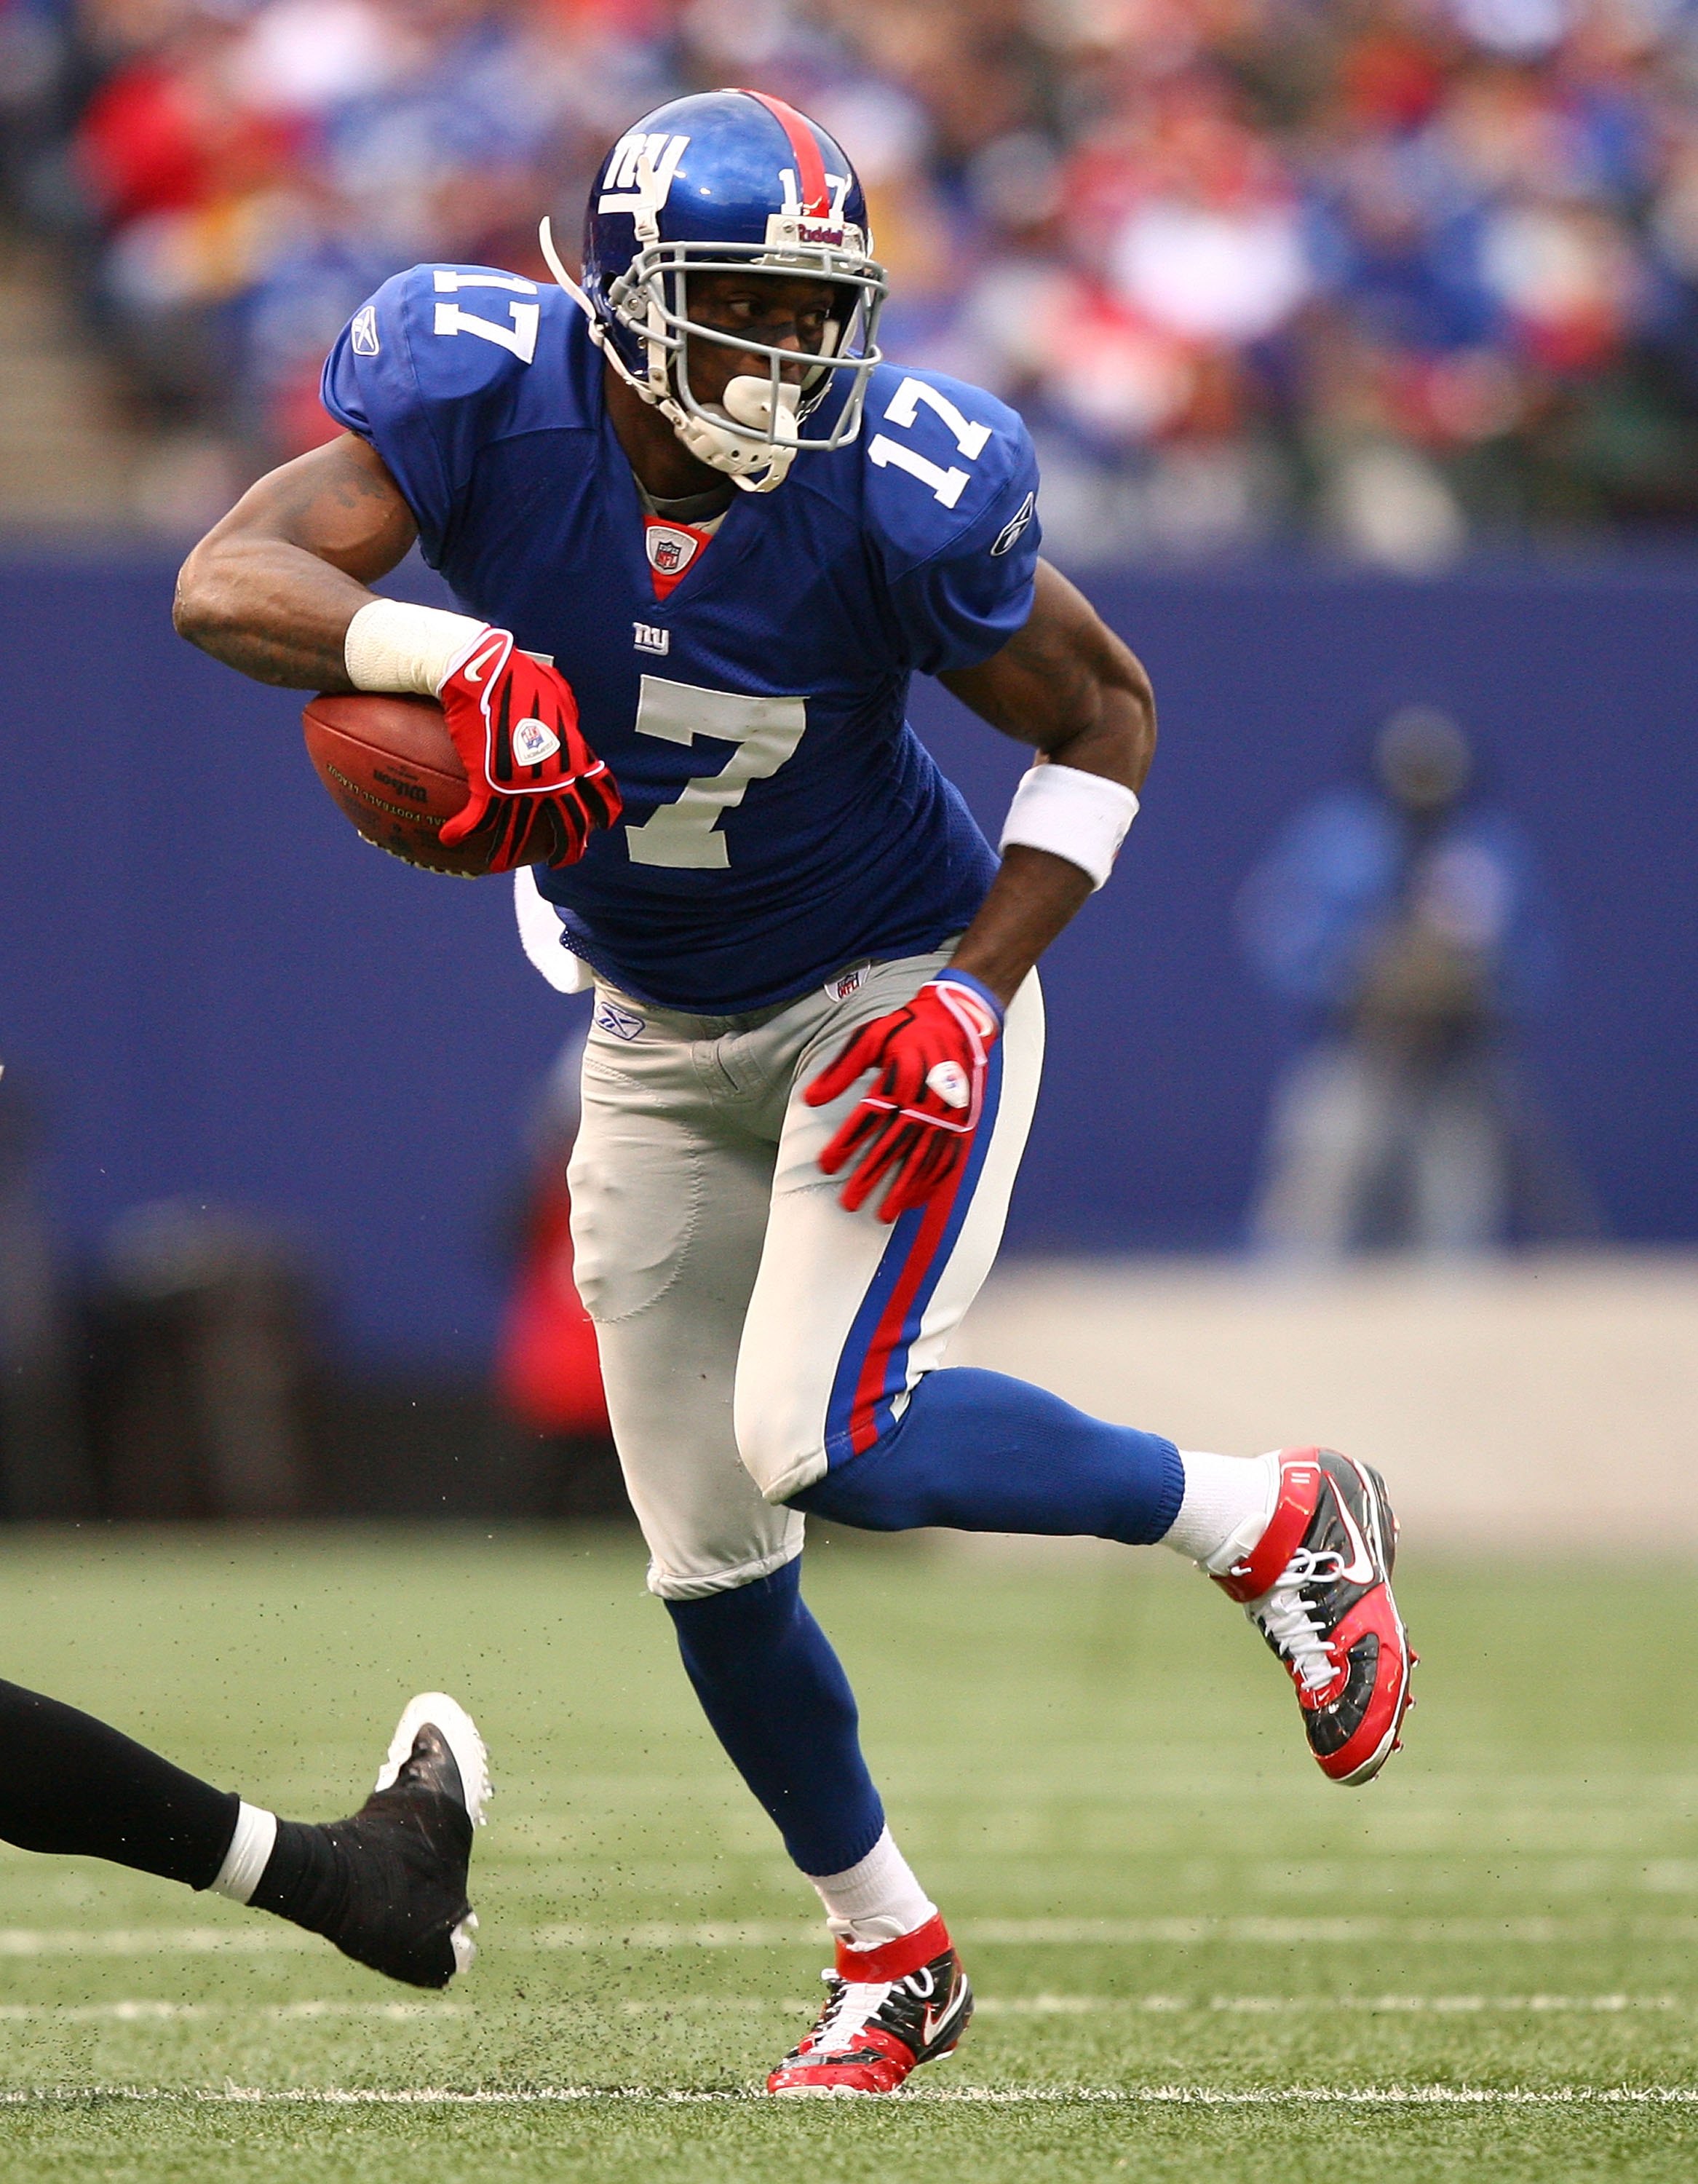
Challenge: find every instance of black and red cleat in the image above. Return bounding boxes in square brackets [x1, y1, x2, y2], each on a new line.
[1213, 1449, 1413, 1786]
[766, 1914, 972, 2095]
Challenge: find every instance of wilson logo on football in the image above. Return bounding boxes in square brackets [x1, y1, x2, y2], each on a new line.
[512, 717, 561, 766]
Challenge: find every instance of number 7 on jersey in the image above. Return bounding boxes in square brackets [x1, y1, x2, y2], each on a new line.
[624, 676, 809, 869]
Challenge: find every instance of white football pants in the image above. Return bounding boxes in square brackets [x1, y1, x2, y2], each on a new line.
[567, 947, 1044, 1598]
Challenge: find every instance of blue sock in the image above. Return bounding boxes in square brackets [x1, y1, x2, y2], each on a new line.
[790, 1366, 1185, 1546]
[664, 1560, 885, 1878]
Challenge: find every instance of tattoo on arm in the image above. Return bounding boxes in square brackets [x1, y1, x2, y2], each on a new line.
[173, 435, 418, 691]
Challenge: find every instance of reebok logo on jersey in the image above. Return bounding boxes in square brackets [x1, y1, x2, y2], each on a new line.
[991, 490, 1036, 557]
[350, 304, 380, 356]
[633, 622, 670, 654]
[512, 716, 560, 766]
[594, 1000, 644, 1041]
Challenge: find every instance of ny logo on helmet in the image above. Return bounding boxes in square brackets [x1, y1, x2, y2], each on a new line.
[599, 132, 690, 214]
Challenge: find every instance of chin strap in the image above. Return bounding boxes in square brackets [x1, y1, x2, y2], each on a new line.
[539, 216, 796, 494]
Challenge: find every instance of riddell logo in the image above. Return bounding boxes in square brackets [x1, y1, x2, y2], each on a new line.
[796, 220, 846, 245]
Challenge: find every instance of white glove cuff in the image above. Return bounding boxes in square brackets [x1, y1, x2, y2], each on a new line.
[999, 763, 1139, 891]
[344, 598, 486, 699]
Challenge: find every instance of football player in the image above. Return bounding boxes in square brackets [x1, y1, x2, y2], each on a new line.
[174, 88, 1413, 2094]
[0, 1681, 486, 1988]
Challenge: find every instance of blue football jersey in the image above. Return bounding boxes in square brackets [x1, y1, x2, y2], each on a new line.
[321, 266, 1042, 1013]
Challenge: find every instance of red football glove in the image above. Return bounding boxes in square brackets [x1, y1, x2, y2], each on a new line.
[804, 973, 1004, 1222]
[437, 625, 622, 871]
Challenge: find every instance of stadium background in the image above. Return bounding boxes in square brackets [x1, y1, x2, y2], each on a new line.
[1, 0, 1698, 2167]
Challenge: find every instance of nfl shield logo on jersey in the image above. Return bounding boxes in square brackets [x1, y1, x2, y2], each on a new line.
[646, 525, 699, 579]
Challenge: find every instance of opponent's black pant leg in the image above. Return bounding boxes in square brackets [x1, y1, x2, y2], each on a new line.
[0, 1678, 239, 1887]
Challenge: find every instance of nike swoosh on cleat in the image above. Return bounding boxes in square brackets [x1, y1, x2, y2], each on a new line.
[921, 1985, 966, 2050]
[1333, 1490, 1378, 1586]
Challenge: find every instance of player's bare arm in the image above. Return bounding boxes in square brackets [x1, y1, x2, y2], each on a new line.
[172, 432, 416, 691]
[176, 431, 614, 871]
[940, 560, 1156, 1008]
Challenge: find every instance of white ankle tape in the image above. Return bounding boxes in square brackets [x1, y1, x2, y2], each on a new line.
[209, 1801, 278, 1904]
[344, 598, 485, 698]
[1166, 1449, 1280, 1570]
[806, 1826, 937, 1949]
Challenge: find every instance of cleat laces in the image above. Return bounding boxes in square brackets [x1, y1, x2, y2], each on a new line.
[1252, 1547, 1346, 1693]
[811, 1961, 932, 2050]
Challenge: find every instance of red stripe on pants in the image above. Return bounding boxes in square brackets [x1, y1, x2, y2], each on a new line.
[845, 1165, 966, 1457]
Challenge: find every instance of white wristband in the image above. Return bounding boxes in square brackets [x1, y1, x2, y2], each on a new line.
[344, 598, 487, 698]
[999, 763, 1139, 890]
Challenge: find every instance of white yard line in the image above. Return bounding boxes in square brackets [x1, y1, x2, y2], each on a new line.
[4, 2084, 1698, 2108]
[0, 1993, 1679, 2022]
[528, 1915, 1698, 1947]
[0, 1928, 312, 1955]
[9, 1915, 1698, 1955]
[0, 2001, 467, 2022]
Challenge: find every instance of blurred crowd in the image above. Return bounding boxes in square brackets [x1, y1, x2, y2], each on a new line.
[8, 0, 1698, 553]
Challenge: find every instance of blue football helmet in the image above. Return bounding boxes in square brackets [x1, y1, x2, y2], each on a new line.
[539, 88, 887, 493]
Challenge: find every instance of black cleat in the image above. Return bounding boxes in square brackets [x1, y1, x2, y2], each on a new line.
[315, 1693, 490, 1989]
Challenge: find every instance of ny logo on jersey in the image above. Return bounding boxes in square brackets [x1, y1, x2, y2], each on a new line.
[633, 622, 670, 655]
[599, 132, 690, 214]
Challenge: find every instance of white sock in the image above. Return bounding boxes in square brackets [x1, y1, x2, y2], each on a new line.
[806, 1827, 937, 1950]
[208, 1800, 278, 1904]
[1164, 1449, 1281, 1572]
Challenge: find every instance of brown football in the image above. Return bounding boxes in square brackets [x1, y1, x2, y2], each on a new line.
[301, 690, 501, 877]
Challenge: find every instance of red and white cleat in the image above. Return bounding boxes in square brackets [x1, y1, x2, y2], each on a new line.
[766, 1914, 972, 2095]
[1213, 1449, 1415, 1786]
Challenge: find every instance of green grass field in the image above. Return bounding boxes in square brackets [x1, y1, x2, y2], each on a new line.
[1, 1524, 1694, 2182]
